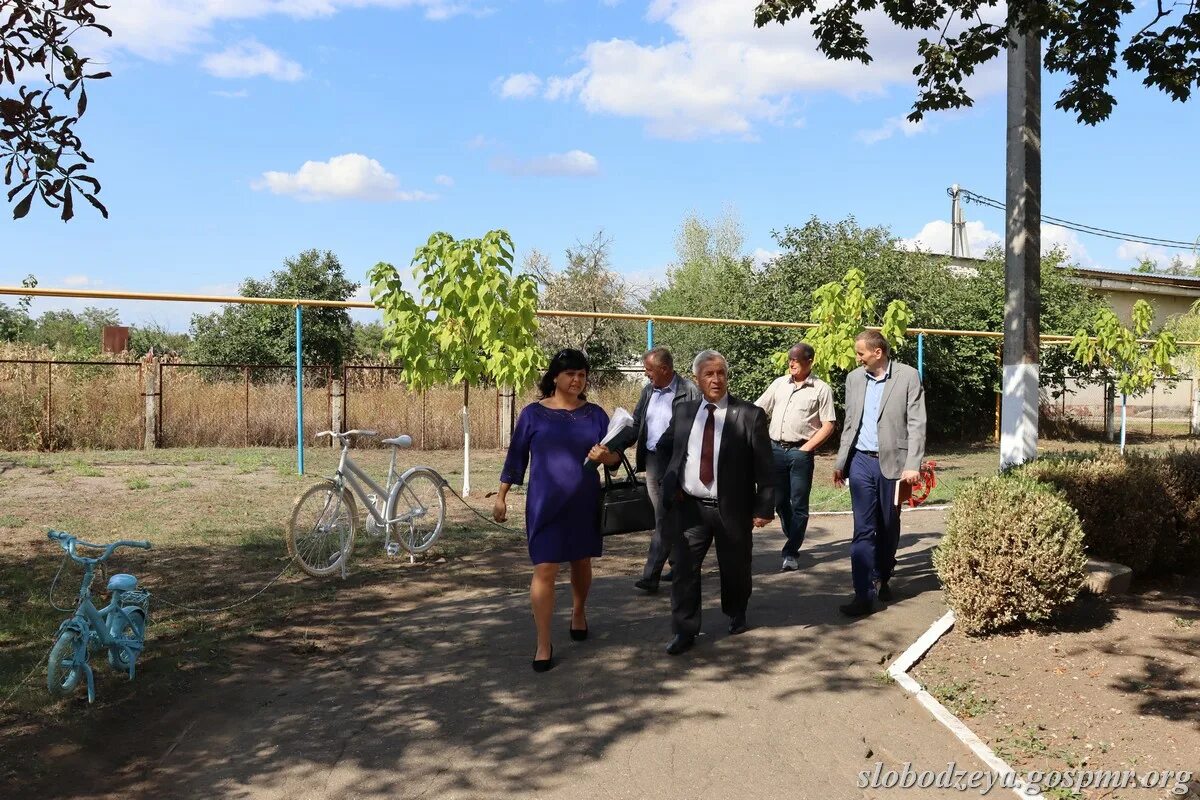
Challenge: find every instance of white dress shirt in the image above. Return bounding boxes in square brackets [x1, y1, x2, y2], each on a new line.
[682, 393, 728, 500]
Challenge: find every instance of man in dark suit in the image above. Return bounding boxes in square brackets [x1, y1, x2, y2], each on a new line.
[833, 330, 927, 617]
[611, 346, 702, 594]
[659, 350, 774, 655]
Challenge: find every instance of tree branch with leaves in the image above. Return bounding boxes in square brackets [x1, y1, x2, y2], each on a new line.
[779, 267, 913, 381]
[369, 230, 543, 495]
[1070, 299, 1178, 452]
[2, 0, 112, 220]
[754, 0, 1200, 125]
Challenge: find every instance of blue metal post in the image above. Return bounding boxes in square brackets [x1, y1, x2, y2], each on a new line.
[646, 319, 654, 349]
[917, 333, 925, 381]
[295, 305, 304, 475]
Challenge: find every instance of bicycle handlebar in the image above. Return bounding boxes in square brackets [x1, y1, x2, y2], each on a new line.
[48, 530, 152, 564]
[315, 429, 378, 440]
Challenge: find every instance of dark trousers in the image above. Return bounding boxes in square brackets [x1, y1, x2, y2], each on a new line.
[772, 443, 814, 557]
[640, 450, 674, 582]
[670, 497, 752, 636]
[847, 450, 901, 600]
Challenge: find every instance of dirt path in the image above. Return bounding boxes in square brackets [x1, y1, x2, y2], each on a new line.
[4, 511, 990, 800]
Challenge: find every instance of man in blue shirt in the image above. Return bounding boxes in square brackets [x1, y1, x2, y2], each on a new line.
[614, 347, 701, 594]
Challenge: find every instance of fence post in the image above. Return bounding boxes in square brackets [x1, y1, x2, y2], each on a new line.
[243, 367, 250, 446]
[331, 377, 345, 444]
[499, 387, 516, 449]
[44, 362, 53, 451]
[142, 356, 159, 449]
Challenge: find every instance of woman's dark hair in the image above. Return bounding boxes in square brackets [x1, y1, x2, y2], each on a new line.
[538, 348, 590, 398]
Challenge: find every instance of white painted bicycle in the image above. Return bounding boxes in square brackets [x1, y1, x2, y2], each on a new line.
[287, 429, 447, 577]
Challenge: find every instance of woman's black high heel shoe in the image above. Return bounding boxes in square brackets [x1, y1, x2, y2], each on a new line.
[532, 645, 554, 672]
[569, 624, 588, 641]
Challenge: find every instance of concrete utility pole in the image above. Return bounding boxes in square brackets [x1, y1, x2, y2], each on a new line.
[1000, 25, 1042, 467]
[949, 184, 970, 258]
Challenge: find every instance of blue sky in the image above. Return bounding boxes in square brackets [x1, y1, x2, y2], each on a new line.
[3, 0, 1199, 331]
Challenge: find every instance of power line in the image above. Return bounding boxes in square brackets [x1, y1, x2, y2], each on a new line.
[958, 189, 1199, 251]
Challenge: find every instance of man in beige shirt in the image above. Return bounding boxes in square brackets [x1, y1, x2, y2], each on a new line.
[755, 342, 837, 571]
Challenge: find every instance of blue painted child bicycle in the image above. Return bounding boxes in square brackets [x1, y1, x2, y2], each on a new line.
[45, 531, 152, 702]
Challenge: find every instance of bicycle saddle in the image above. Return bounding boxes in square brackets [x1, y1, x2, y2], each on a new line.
[108, 574, 138, 592]
[381, 434, 413, 449]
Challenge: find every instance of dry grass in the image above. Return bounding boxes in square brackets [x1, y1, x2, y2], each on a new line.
[0, 343, 643, 451]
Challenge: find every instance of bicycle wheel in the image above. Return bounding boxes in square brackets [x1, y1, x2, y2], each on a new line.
[288, 482, 358, 577]
[107, 608, 146, 673]
[47, 628, 84, 697]
[389, 468, 447, 554]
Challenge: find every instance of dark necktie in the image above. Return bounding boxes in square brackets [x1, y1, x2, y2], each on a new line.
[700, 403, 716, 486]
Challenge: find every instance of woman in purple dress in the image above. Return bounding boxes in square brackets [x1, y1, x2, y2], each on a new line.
[493, 349, 621, 672]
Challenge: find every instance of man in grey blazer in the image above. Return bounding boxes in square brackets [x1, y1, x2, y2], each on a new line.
[609, 346, 702, 594]
[832, 330, 927, 617]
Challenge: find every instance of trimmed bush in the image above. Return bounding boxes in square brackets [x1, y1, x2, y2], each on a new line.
[1019, 452, 1173, 575]
[935, 475, 1086, 636]
[1155, 449, 1200, 575]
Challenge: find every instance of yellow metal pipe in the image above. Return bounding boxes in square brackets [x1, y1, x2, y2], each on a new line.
[3, 284, 1199, 347]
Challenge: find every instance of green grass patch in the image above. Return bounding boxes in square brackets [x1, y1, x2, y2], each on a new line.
[0, 514, 24, 528]
[69, 459, 104, 477]
[928, 679, 995, 718]
[126, 477, 150, 490]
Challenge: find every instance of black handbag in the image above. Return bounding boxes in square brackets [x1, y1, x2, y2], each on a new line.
[599, 454, 657, 536]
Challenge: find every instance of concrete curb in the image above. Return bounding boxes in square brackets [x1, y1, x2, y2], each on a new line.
[887, 610, 1045, 800]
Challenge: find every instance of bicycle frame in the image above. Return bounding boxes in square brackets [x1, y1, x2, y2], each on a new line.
[56, 558, 145, 701]
[332, 442, 426, 529]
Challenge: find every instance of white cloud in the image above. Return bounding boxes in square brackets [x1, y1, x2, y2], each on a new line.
[253, 153, 435, 201]
[518, 0, 1005, 139]
[752, 247, 780, 267]
[497, 72, 543, 99]
[492, 150, 600, 177]
[434, 174, 455, 187]
[211, 88, 250, 98]
[1116, 240, 1169, 264]
[900, 220, 1002, 257]
[62, 275, 101, 288]
[856, 115, 927, 145]
[466, 134, 495, 150]
[93, 1, 483, 63]
[901, 219, 1092, 264]
[1041, 224, 1091, 264]
[202, 40, 305, 81]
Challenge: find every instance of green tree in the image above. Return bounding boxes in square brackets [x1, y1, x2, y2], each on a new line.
[1165, 299, 1200, 375]
[0, 274, 37, 342]
[190, 249, 359, 370]
[369, 230, 542, 495]
[1070, 299, 1178, 452]
[128, 322, 191, 358]
[3, 1, 112, 220]
[796, 267, 913, 381]
[648, 215, 1108, 439]
[24, 306, 119, 354]
[1132, 254, 1200, 277]
[351, 321, 387, 361]
[754, 0, 1200, 125]
[645, 209, 760, 382]
[525, 231, 641, 383]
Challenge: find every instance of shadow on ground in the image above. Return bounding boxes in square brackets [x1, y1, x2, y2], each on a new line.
[2, 520, 952, 799]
